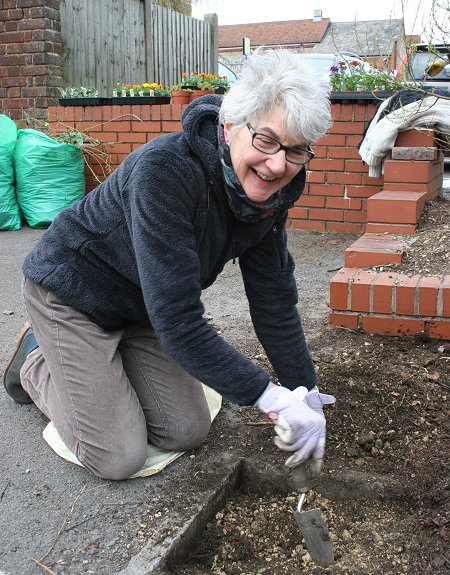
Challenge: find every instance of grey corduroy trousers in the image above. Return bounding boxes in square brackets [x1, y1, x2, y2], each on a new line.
[20, 278, 211, 480]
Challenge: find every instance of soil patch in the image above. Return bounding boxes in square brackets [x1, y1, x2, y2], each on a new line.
[173, 328, 449, 575]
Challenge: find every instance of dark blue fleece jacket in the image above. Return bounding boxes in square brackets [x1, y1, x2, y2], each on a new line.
[23, 95, 317, 405]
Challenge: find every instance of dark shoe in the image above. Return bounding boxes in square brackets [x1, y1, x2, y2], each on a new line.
[3, 323, 38, 404]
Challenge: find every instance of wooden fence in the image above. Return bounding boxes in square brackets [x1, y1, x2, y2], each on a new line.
[59, 0, 218, 95]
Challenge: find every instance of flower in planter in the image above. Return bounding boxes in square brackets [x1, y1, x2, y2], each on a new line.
[113, 82, 170, 97]
[181, 72, 230, 93]
[60, 86, 98, 98]
[140, 82, 170, 97]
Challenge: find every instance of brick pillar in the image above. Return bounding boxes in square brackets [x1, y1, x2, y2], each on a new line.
[0, 0, 63, 122]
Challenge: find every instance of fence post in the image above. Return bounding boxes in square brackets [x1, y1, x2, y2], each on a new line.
[144, 0, 155, 83]
[204, 13, 218, 75]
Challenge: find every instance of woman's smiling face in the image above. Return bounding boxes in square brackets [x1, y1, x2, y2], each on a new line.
[223, 106, 306, 203]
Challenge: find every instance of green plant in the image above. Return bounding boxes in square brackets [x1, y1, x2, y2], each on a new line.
[60, 86, 98, 98]
[329, 60, 398, 92]
[24, 113, 114, 185]
[169, 83, 193, 93]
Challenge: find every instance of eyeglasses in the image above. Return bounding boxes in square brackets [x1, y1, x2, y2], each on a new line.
[246, 123, 314, 166]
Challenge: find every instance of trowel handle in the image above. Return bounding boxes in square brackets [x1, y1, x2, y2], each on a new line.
[291, 462, 310, 493]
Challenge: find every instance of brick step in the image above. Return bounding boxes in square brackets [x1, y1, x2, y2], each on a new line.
[367, 190, 428, 225]
[383, 157, 442, 185]
[345, 233, 407, 268]
[329, 311, 449, 339]
[329, 268, 450, 340]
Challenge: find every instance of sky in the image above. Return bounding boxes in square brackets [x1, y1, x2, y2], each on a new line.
[191, 0, 442, 38]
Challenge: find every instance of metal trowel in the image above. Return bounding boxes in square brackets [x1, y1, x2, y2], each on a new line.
[291, 462, 334, 567]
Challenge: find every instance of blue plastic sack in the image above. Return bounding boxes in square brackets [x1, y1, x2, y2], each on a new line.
[14, 129, 85, 228]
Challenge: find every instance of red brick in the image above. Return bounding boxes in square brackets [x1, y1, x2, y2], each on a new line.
[86, 131, 116, 142]
[345, 211, 368, 223]
[329, 268, 358, 310]
[366, 222, 417, 234]
[326, 222, 364, 233]
[329, 121, 365, 134]
[353, 105, 369, 121]
[418, 276, 442, 317]
[345, 160, 369, 173]
[340, 105, 354, 121]
[372, 272, 399, 314]
[317, 134, 346, 146]
[131, 121, 161, 133]
[296, 195, 325, 208]
[309, 158, 345, 171]
[383, 160, 434, 184]
[362, 316, 426, 336]
[329, 312, 359, 329]
[346, 135, 364, 147]
[305, 171, 325, 184]
[362, 173, 384, 186]
[312, 146, 327, 158]
[309, 208, 344, 221]
[394, 274, 421, 316]
[367, 191, 427, 224]
[345, 234, 405, 268]
[346, 185, 381, 198]
[332, 147, 361, 159]
[442, 276, 450, 318]
[103, 121, 131, 132]
[288, 207, 308, 219]
[309, 184, 344, 197]
[383, 181, 435, 193]
[109, 143, 131, 154]
[119, 132, 148, 143]
[326, 197, 362, 210]
[331, 104, 341, 121]
[351, 269, 378, 312]
[162, 120, 181, 132]
[327, 172, 362, 185]
[161, 104, 173, 120]
[429, 320, 450, 340]
[149, 106, 162, 121]
[395, 129, 436, 147]
[287, 219, 326, 232]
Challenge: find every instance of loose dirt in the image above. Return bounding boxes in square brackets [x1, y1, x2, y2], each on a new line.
[375, 197, 449, 276]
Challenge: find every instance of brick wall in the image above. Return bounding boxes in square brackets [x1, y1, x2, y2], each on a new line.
[48, 98, 389, 231]
[292, 100, 382, 233]
[0, 0, 62, 121]
[47, 99, 444, 232]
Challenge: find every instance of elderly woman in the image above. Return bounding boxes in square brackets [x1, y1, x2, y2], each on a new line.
[4, 49, 335, 480]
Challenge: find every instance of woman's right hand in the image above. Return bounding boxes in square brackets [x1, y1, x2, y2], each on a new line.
[257, 385, 328, 468]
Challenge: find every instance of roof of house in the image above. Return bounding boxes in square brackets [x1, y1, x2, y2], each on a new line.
[218, 18, 331, 49]
[310, 20, 404, 57]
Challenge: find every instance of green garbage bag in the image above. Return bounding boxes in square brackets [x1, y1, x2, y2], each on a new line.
[0, 114, 21, 230]
[14, 128, 85, 228]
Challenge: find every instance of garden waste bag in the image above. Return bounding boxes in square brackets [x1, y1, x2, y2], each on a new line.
[0, 114, 21, 230]
[14, 128, 85, 228]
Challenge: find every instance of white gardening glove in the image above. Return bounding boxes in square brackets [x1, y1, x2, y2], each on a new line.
[258, 385, 334, 470]
[305, 386, 336, 472]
